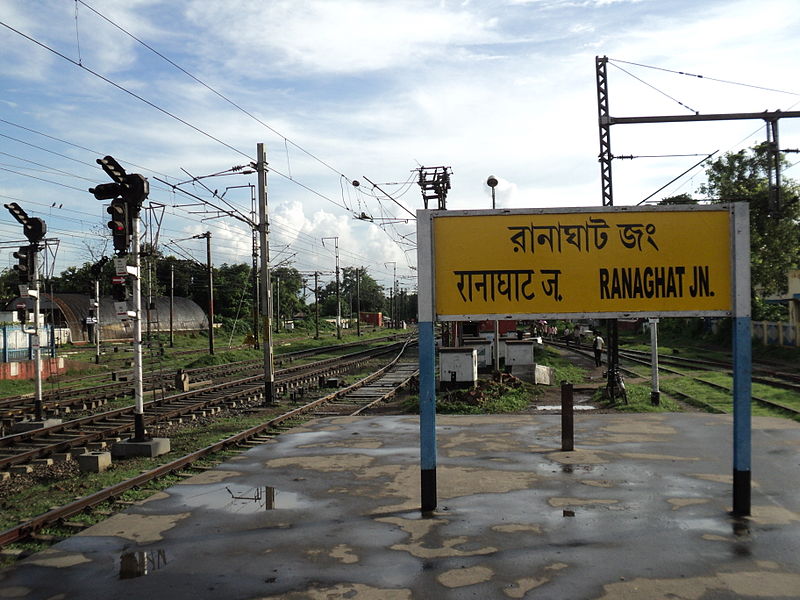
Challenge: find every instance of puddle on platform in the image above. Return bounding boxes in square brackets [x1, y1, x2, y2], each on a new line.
[119, 549, 167, 579]
[220, 486, 313, 512]
[679, 517, 730, 536]
[171, 483, 314, 513]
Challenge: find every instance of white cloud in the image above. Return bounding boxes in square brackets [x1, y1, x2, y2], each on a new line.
[184, 0, 500, 75]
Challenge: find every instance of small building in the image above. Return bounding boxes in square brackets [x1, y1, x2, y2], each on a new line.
[360, 312, 383, 327]
[765, 269, 800, 326]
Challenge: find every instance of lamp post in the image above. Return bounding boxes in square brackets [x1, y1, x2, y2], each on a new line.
[487, 175, 498, 209]
[486, 176, 500, 371]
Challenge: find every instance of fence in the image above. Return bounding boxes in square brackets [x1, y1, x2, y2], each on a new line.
[751, 321, 799, 347]
[1, 324, 57, 362]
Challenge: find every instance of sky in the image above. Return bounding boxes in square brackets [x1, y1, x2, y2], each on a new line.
[2, 0, 800, 294]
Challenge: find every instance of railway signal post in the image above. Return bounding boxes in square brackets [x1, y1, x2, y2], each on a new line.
[4, 202, 59, 430]
[90, 156, 169, 457]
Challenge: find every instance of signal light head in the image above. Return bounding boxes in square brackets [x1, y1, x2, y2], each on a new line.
[97, 155, 127, 184]
[12, 245, 34, 283]
[91, 182, 124, 200]
[107, 198, 130, 255]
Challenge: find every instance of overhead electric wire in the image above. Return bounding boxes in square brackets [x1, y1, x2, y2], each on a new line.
[609, 58, 800, 98]
[0, 132, 94, 167]
[637, 151, 719, 205]
[76, 0, 354, 182]
[609, 61, 698, 114]
[0, 153, 99, 183]
[0, 118, 178, 180]
[0, 20, 251, 161]
[0, 166, 88, 193]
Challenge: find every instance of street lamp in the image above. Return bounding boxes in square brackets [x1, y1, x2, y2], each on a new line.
[486, 175, 500, 370]
[486, 175, 498, 209]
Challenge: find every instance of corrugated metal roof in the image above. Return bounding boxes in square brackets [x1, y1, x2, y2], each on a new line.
[4, 294, 207, 341]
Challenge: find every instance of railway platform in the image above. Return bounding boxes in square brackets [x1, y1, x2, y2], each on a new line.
[1, 412, 799, 599]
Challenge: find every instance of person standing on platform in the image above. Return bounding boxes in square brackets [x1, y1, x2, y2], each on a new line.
[592, 332, 605, 367]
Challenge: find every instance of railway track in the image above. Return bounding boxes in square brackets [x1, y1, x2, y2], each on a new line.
[0, 335, 405, 431]
[548, 340, 800, 418]
[0, 340, 417, 550]
[0, 340, 411, 473]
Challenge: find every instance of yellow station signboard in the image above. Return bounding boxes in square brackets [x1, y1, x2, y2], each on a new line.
[432, 207, 733, 319]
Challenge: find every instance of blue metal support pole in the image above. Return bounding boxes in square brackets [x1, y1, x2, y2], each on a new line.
[732, 316, 751, 515]
[731, 202, 751, 516]
[417, 208, 437, 514]
[419, 320, 437, 513]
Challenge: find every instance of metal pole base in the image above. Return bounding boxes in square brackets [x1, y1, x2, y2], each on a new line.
[131, 412, 150, 442]
[650, 391, 660, 406]
[263, 381, 277, 407]
[421, 468, 437, 514]
[732, 469, 751, 517]
[561, 382, 574, 451]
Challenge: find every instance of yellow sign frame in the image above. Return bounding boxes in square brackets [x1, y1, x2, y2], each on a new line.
[422, 205, 736, 320]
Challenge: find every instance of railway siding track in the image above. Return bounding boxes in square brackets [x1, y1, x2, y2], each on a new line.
[0, 340, 417, 550]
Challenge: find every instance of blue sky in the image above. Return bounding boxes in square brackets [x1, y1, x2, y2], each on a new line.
[2, 0, 800, 292]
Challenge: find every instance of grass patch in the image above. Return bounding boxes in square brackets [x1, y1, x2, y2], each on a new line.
[659, 375, 733, 413]
[183, 349, 262, 369]
[0, 378, 36, 398]
[535, 346, 589, 384]
[403, 376, 539, 414]
[693, 372, 800, 421]
[592, 382, 682, 412]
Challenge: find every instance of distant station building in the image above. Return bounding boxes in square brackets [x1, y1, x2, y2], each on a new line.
[3, 293, 207, 343]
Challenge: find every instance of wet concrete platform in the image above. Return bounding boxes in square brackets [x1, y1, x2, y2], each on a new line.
[1, 413, 800, 599]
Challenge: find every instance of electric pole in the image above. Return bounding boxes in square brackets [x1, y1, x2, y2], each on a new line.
[169, 264, 174, 348]
[251, 197, 260, 350]
[94, 280, 101, 363]
[257, 143, 275, 404]
[314, 271, 320, 339]
[385, 262, 396, 328]
[193, 231, 214, 355]
[356, 268, 361, 337]
[323, 237, 341, 339]
[275, 275, 281, 333]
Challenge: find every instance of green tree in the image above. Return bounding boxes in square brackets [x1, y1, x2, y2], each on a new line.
[0, 267, 21, 307]
[699, 144, 800, 295]
[155, 255, 206, 306]
[214, 263, 254, 321]
[658, 193, 697, 205]
[272, 266, 304, 322]
[341, 267, 385, 314]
